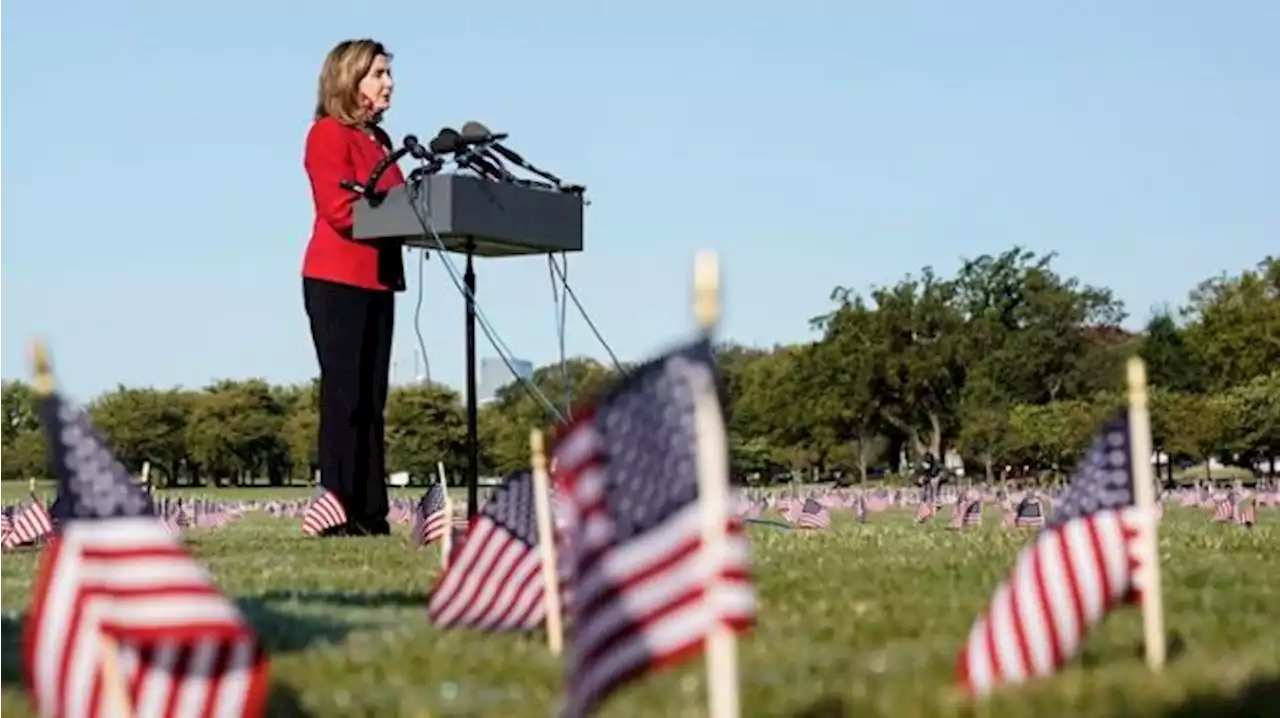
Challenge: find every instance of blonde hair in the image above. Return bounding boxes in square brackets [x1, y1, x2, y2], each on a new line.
[314, 39, 392, 126]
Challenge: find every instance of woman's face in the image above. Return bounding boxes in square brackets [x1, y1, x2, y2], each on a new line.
[358, 54, 394, 117]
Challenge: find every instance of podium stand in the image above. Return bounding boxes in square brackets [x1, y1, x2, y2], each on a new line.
[353, 172, 585, 517]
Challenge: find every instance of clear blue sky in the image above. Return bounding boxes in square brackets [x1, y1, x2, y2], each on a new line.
[3, 1, 1277, 402]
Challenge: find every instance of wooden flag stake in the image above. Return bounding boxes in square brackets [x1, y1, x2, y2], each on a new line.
[437, 461, 453, 571]
[31, 340, 55, 396]
[1126, 357, 1166, 671]
[692, 252, 740, 718]
[530, 429, 565, 656]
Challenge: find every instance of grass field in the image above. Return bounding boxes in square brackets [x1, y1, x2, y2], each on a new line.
[1, 506, 1277, 717]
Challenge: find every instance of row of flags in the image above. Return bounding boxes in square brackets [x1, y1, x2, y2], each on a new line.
[10, 253, 763, 718]
[726, 484, 1260, 531]
[7, 340, 1187, 716]
[6, 272, 1269, 718]
[306, 349, 1185, 711]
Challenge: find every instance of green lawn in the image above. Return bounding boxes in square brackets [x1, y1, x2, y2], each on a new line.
[1, 507, 1277, 717]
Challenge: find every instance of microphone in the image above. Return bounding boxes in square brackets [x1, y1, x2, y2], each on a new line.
[460, 121, 524, 164]
[458, 147, 510, 181]
[362, 134, 419, 198]
[429, 127, 507, 181]
[428, 127, 465, 155]
[460, 120, 572, 190]
[404, 134, 434, 161]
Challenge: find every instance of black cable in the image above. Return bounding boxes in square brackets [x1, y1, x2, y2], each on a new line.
[547, 255, 571, 416]
[405, 160, 565, 423]
[547, 254, 624, 373]
[413, 248, 432, 384]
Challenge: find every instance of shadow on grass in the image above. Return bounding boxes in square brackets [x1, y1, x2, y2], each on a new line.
[1079, 632, 1189, 668]
[744, 519, 796, 531]
[2, 614, 24, 690]
[265, 682, 313, 718]
[1161, 675, 1280, 718]
[247, 589, 425, 608]
[793, 696, 849, 717]
[236, 596, 373, 653]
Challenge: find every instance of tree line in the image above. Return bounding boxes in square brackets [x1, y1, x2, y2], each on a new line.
[3, 248, 1277, 487]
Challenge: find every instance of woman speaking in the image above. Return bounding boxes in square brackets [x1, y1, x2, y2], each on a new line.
[301, 39, 403, 536]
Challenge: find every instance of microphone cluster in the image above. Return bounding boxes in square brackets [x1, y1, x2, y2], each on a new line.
[344, 121, 585, 202]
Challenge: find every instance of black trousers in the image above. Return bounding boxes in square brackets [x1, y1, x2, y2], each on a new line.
[304, 277, 394, 535]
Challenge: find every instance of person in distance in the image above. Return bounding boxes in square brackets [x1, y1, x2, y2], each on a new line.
[301, 39, 404, 536]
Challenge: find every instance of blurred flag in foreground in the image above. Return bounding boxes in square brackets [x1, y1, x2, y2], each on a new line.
[23, 352, 269, 718]
[552, 337, 755, 717]
[956, 411, 1151, 697]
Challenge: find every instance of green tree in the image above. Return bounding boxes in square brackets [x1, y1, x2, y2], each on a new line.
[2, 380, 40, 446]
[860, 267, 966, 458]
[805, 295, 884, 481]
[481, 357, 618, 475]
[1008, 399, 1116, 475]
[279, 381, 319, 481]
[2, 427, 48, 482]
[89, 386, 190, 485]
[955, 368, 1015, 481]
[386, 384, 467, 481]
[1140, 309, 1203, 393]
[954, 247, 1127, 404]
[185, 379, 287, 485]
[1184, 257, 1280, 390]
[1158, 392, 1242, 480]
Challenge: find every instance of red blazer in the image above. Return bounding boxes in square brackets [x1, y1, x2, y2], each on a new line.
[301, 116, 405, 291]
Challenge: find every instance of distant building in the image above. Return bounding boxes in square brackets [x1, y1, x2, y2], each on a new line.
[478, 356, 534, 404]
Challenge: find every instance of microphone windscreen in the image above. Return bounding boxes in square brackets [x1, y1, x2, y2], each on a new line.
[460, 121, 491, 140]
[429, 128, 462, 154]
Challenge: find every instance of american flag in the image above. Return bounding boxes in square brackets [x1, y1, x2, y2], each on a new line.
[1237, 498, 1256, 527]
[302, 487, 347, 536]
[1013, 495, 1046, 528]
[2, 496, 55, 550]
[1212, 496, 1236, 522]
[427, 471, 547, 630]
[956, 411, 1148, 696]
[411, 482, 448, 548]
[791, 497, 830, 529]
[388, 499, 413, 525]
[948, 499, 981, 530]
[551, 337, 755, 717]
[24, 386, 269, 718]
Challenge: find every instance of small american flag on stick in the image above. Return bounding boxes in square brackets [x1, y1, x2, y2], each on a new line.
[956, 410, 1154, 696]
[427, 471, 547, 631]
[1212, 495, 1236, 522]
[22, 345, 269, 718]
[551, 337, 755, 717]
[410, 482, 448, 548]
[1237, 497, 1257, 527]
[2, 496, 55, 550]
[914, 501, 934, 523]
[302, 487, 347, 536]
[1013, 495, 1046, 528]
[790, 497, 830, 529]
